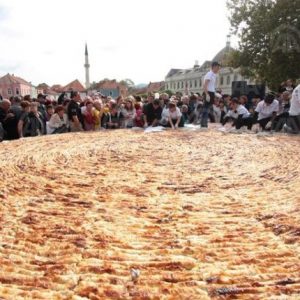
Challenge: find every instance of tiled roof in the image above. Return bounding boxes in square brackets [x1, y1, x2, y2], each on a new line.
[63, 79, 86, 92]
[44, 88, 58, 96]
[133, 87, 148, 95]
[97, 80, 128, 96]
[35, 83, 59, 95]
[166, 69, 181, 78]
[0, 73, 31, 86]
[97, 80, 119, 90]
[51, 85, 64, 93]
[36, 83, 50, 90]
[147, 81, 165, 93]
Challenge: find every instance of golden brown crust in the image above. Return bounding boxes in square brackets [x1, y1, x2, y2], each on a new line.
[0, 130, 299, 299]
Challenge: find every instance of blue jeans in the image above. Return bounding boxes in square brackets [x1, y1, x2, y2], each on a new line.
[201, 106, 210, 127]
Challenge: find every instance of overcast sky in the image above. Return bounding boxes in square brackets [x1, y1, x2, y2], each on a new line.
[0, 0, 234, 86]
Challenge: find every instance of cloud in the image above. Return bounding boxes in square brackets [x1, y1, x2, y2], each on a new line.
[0, 0, 231, 85]
[100, 45, 121, 53]
[0, 62, 21, 74]
[0, 4, 9, 20]
[43, 50, 55, 56]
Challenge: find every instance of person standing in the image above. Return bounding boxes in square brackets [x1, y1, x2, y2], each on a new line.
[17, 101, 30, 138]
[19, 102, 44, 137]
[0, 99, 14, 140]
[7, 97, 22, 139]
[121, 97, 136, 128]
[83, 100, 95, 131]
[93, 100, 103, 130]
[202, 61, 221, 127]
[67, 91, 83, 132]
[37, 94, 47, 134]
[47, 105, 69, 134]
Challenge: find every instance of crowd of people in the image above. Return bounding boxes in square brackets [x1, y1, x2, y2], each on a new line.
[0, 66, 299, 142]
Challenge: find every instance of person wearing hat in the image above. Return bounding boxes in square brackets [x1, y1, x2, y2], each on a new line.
[201, 61, 221, 127]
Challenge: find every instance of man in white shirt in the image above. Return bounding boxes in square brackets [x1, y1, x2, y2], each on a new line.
[254, 93, 279, 130]
[284, 83, 300, 134]
[201, 61, 221, 127]
[222, 98, 253, 129]
[165, 101, 184, 129]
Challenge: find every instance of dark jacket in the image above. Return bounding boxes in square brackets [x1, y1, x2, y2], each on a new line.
[22, 112, 44, 137]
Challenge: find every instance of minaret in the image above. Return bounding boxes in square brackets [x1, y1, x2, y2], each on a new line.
[226, 34, 231, 49]
[84, 43, 90, 89]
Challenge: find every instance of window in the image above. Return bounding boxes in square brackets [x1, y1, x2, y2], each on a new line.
[227, 75, 231, 85]
[234, 74, 238, 82]
[109, 91, 113, 96]
[181, 81, 184, 89]
[177, 82, 180, 89]
[220, 76, 224, 85]
[200, 79, 202, 87]
[195, 80, 198, 87]
[8, 88, 12, 95]
[16, 88, 19, 95]
[190, 81, 192, 88]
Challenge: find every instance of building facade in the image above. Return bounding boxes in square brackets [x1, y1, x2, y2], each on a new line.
[165, 39, 255, 96]
[97, 80, 128, 98]
[147, 81, 165, 94]
[0, 73, 35, 99]
[63, 79, 87, 99]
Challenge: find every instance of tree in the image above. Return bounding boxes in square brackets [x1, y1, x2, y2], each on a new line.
[89, 81, 98, 90]
[162, 90, 174, 97]
[119, 79, 135, 93]
[227, 0, 300, 90]
[119, 79, 135, 88]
